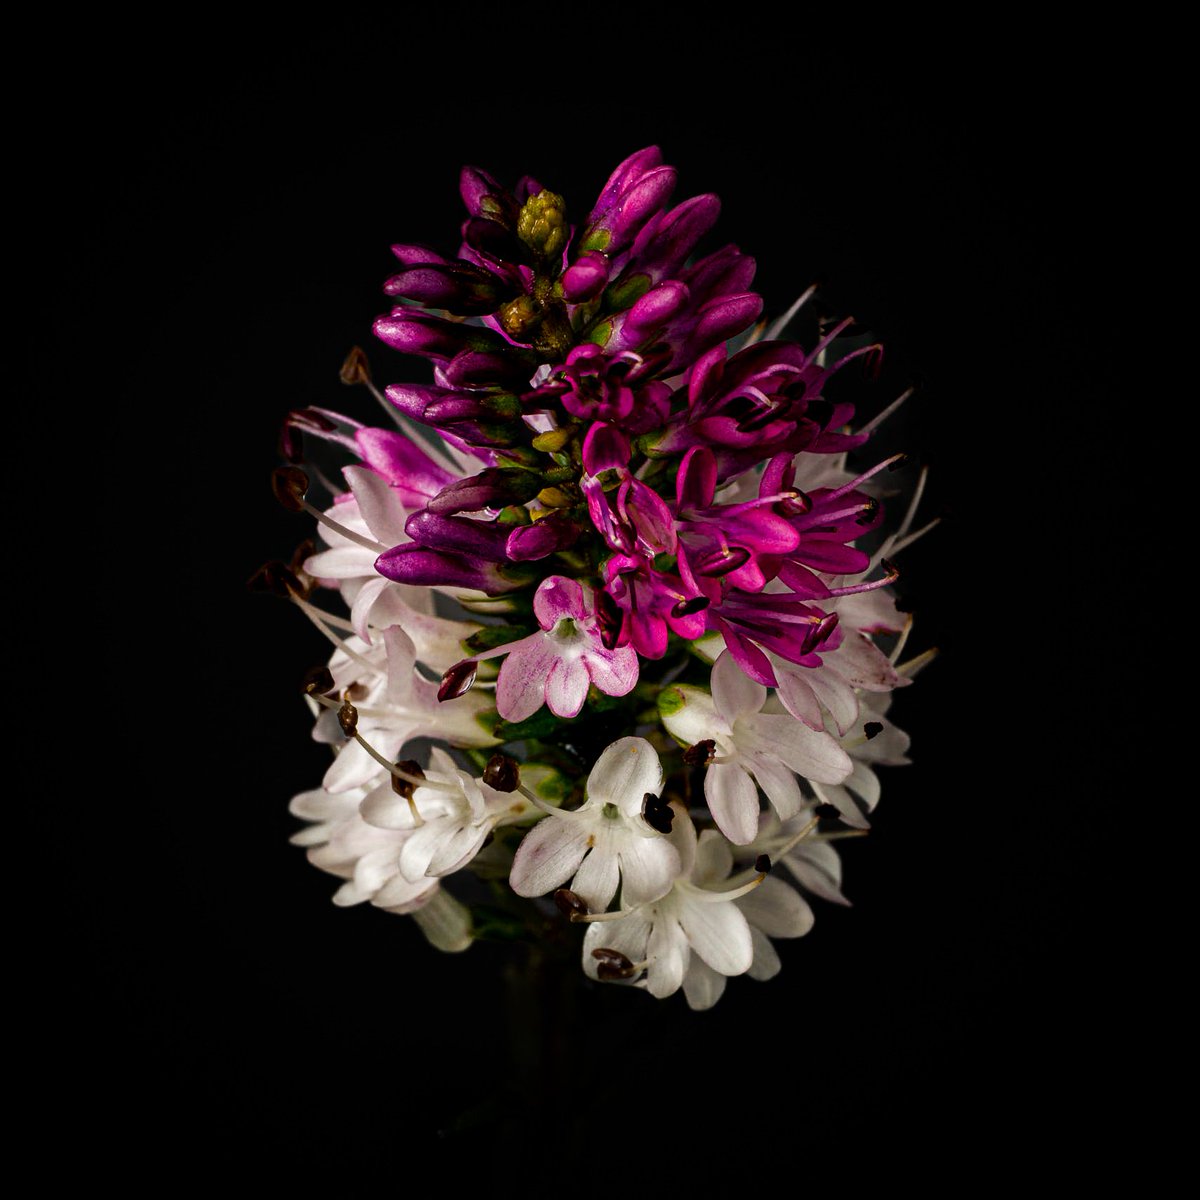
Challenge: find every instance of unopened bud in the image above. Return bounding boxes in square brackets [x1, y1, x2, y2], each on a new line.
[482, 752, 520, 793]
[517, 190, 568, 261]
[531, 427, 573, 454]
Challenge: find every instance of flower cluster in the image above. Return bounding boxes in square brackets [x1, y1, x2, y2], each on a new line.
[266, 148, 934, 1007]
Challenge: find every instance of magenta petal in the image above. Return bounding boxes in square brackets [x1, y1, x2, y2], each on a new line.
[620, 479, 678, 555]
[583, 647, 639, 698]
[581, 423, 631, 475]
[676, 446, 717, 510]
[354, 428, 456, 500]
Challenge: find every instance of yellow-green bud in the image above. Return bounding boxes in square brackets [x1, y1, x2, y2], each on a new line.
[498, 294, 542, 339]
[517, 190, 568, 261]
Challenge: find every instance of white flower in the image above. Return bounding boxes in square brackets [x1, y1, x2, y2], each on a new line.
[746, 811, 852, 907]
[509, 736, 679, 912]
[359, 746, 536, 882]
[659, 650, 853, 845]
[581, 811, 755, 1000]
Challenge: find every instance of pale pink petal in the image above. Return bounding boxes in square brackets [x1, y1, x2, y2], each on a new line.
[344, 465, 409, 547]
[494, 637, 557, 722]
[692, 829, 734, 886]
[678, 898, 753, 976]
[772, 663, 826, 730]
[712, 650, 767, 722]
[359, 783, 418, 831]
[350, 575, 391, 642]
[426, 823, 489, 877]
[804, 664, 860, 736]
[582, 646, 639, 698]
[831, 631, 910, 693]
[705, 762, 761, 845]
[304, 545, 373, 579]
[509, 818, 593, 897]
[398, 822, 444, 882]
[382, 626, 418, 705]
[545, 654, 590, 718]
[785, 842, 850, 906]
[533, 575, 587, 626]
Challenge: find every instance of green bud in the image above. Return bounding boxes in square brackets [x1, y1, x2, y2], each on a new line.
[517, 190, 568, 260]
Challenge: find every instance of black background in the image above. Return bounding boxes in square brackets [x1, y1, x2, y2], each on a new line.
[36, 19, 1134, 1186]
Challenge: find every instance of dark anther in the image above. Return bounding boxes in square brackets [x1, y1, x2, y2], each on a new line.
[337, 698, 359, 738]
[247, 561, 303, 598]
[780, 490, 812, 517]
[347, 681, 369, 702]
[390, 760, 424, 799]
[438, 660, 478, 702]
[696, 546, 751, 577]
[641, 792, 675, 835]
[671, 595, 710, 618]
[854, 498, 880, 526]
[863, 722, 884, 740]
[483, 752, 520, 793]
[272, 466, 310, 513]
[339, 346, 372, 386]
[881, 558, 899, 579]
[887, 453, 910, 472]
[814, 803, 841, 820]
[554, 889, 588, 920]
[683, 739, 715, 768]
[591, 948, 640, 981]
[754, 854, 772, 874]
[302, 666, 336, 696]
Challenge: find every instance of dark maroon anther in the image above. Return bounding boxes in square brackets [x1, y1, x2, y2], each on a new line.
[337, 698, 359, 738]
[855, 498, 880, 526]
[671, 595, 709, 618]
[863, 722, 884, 740]
[683, 739, 715, 767]
[247, 561, 303, 598]
[483, 752, 520, 793]
[801, 612, 839, 654]
[554, 889, 588, 920]
[887, 453, 909, 472]
[779, 490, 813, 517]
[754, 854, 772, 874]
[591, 948, 640, 981]
[814, 803, 840, 820]
[302, 666, 336, 696]
[272, 466, 310, 513]
[438, 660, 478, 702]
[881, 558, 899, 580]
[339, 345, 372, 386]
[390, 760, 425, 799]
[695, 546, 751, 577]
[641, 792, 675, 834]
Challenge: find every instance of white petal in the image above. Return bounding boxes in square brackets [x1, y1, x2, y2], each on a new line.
[769, 659, 825, 729]
[409, 888, 473, 951]
[350, 575, 390, 642]
[741, 714, 852, 785]
[712, 650, 767, 722]
[617, 833, 681, 905]
[571, 842, 621, 913]
[344, 465, 410, 547]
[737, 875, 814, 938]
[705, 762, 761, 846]
[646, 912, 688, 998]
[582, 910, 652, 982]
[785, 842, 849, 906]
[426, 823, 489, 877]
[747, 927, 781, 981]
[682, 956, 727, 1010]
[678, 897, 753, 977]
[745, 754, 804, 822]
[398, 822, 444, 882]
[509, 817, 593, 898]
[804, 664, 859, 736]
[587, 737, 664, 819]
[692, 829, 734, 887]
[659, 685, 726, 748]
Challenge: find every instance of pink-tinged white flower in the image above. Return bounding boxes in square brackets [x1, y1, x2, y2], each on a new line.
[581, 811, 757, 1000]
[659, 651, 853, 845]
[359, 747, 536, 883]
[509, 737, 678, 912]
[681, 831, 815, 1011]
[312, 625, 496, 796]
[452, 576, 638, 722]
[746, 811, 852, 906]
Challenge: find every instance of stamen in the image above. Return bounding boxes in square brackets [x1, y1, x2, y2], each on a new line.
[855, 387, 914, 437]
[290, 596, 381, 676]
[820, 454, 908, 503]
[679, 873, 766, 902]
[641, 792, 675, 834]
[682, 739, 715, 767]
[761, 284, 818, 342]
[754, 854, 772, 874]
[302, 666, 336, 697]
[483, 752, 520, 793]
[813, 802, 841, 821]
[571, 908, 631, 923]
[555, 889, 588, 920]
[271, 466, 389, 554]
[339, 346, 372, 386]
[590, 948, 646, 980]
[896, 647, 938, 677]
[822, 560, 900, 598]
[672, 595, 710, 618]
[439, 659, 479, 702]
[889, 615, 914, 665]
[863, 722, 883, 740]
